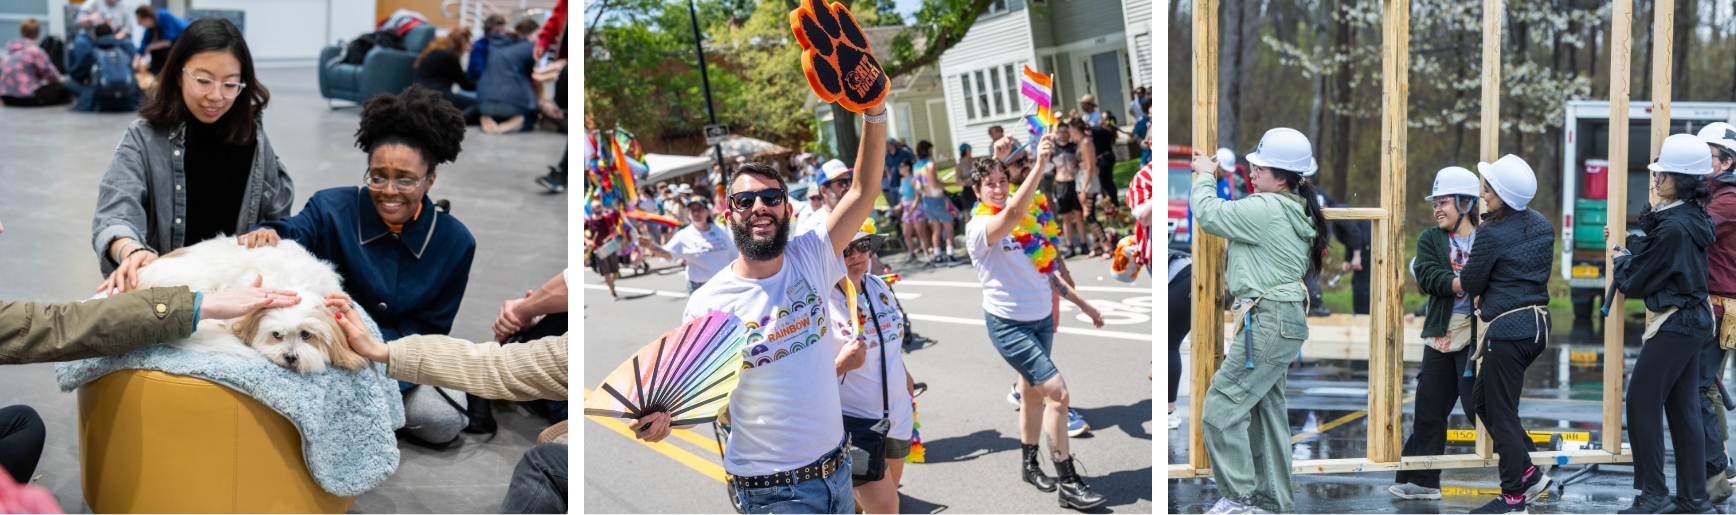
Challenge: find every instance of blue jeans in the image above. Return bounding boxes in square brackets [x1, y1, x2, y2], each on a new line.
[732, 444, 854, 513]
[500, 443, 567, 513]
[687, 280, 705, 294]
[984, 312, 1058, 385]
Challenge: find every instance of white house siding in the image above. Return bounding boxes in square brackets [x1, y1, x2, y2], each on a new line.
[1048, 0, 1125, 49]
[1122, 0, 1152, 87]
[888, 67, 955, 167]
[939, 8, 1038, 162]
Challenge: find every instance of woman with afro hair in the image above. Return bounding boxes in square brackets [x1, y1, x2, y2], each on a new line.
[237, 84, 481, 442]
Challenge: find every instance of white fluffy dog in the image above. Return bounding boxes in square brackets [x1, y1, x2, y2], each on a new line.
[135, 236, 367, 375]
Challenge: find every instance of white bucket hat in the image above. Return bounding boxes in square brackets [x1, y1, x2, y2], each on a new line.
[1244, 128, 1318, 176]
[1425, 166, 1481, 201]
[1650, 133, 1715, 176]
[1477, 155, 1538, 211]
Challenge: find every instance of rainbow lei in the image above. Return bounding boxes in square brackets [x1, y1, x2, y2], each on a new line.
[971, 190, 1062, 274]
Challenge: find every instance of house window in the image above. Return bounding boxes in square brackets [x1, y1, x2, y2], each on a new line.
[974, 71, 989, 119]
[986, 0, 1007, 15]
[989, 68, 1004, 115]
[896, 103, 914, 144]
[1004, 64, 1019, 114]
[960, 75, 976, 120]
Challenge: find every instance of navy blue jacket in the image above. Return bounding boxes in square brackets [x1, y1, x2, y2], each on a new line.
[254, 187, 476, 341]
[476, 33, 535, 113]
[1459, 209, 1556, 340]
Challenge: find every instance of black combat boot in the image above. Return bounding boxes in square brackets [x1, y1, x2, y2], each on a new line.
[1020, 444, 1056, 492]
[1054, 456, 1106, 510]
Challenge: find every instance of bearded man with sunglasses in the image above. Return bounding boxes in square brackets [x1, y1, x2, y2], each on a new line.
[632, 104, 889, 514]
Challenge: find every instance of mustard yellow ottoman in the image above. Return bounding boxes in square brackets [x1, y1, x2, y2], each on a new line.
[77, 369, 355, 514]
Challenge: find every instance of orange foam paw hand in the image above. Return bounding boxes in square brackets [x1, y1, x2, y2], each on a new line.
[789, 0, 887, 113]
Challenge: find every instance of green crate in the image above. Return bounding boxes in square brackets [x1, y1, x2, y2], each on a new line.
[1574, 226, 1607, 249]
[1577, 209, 1607, 226]
[1576, 198, 1608, 212]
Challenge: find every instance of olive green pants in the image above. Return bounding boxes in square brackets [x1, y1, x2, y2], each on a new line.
[1202, 300, 1307, 513]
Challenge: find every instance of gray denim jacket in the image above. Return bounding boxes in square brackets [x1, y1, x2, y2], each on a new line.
[91, 118, 295, 275]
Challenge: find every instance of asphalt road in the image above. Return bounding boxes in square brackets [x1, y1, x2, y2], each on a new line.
[581, 250, 1155, 513]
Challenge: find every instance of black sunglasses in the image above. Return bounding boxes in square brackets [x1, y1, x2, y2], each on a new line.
[843, 239, 876, 257]
[729, 188, 787, 211]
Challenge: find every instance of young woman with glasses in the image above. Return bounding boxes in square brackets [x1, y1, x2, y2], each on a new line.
[91, 17, 291, 294]
[234, 84, 479, 444]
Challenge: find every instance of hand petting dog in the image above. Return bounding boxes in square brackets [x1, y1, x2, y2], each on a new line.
[201, 275, 302, 320]
[325, 293, 388, 364]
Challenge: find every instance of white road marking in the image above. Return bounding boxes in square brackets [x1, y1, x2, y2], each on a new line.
[895, 280, 1147, 293]
[905, 314, 1149, 341]
[584, 284, 1150, 336]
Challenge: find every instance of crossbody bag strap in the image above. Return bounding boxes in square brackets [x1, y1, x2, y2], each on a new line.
[862, 278, 891, 419]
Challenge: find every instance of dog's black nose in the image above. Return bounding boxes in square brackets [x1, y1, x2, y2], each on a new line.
[285, 355, 298, 365]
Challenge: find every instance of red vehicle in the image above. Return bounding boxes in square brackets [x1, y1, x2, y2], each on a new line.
[1166, 145, 1250, 250]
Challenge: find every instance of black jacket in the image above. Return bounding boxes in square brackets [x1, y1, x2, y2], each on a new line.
[1613, 201, 1716, 338]
[1460, 209, 1555, 340]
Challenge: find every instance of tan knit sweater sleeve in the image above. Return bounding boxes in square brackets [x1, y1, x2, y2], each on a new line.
[386, 333, 569, 401]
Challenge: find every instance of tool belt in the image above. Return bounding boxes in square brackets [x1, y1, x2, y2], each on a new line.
[1712, 295, 1736, 350]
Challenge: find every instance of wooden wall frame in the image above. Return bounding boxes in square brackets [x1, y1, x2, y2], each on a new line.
[1171, 0, 1664, 479]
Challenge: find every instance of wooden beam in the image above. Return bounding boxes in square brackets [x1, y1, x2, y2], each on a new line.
[1474, 0, 1503, 460]
[1321, 208, 1391, 220]
[1188, 0, 1223, 473]
[1167, 449, 1636, 479]
[1367, 0, 1409, 464]
[1649, 0, 1673, 191]
[1604, 0, 1632, 456]
[1479, 0, 1503, 164]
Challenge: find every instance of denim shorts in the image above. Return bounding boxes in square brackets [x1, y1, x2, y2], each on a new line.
[732, 440, 855, 513]
[921, 196, 955, 223]
[985, 313, 1059, 385]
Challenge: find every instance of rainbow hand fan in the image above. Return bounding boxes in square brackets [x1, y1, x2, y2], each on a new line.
[583, 311, 748, 427]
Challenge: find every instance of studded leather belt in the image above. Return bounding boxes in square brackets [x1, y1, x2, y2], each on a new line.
[727, 440, 848, 489]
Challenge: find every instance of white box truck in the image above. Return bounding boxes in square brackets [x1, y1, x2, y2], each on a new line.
[1560, 100, 1736, 320]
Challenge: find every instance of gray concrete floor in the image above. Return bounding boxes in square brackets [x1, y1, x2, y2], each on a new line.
[0, 66, 568, 513]
[1168, 320, 1736, 513]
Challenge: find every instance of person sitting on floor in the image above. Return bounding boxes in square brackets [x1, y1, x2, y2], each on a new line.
[414, 29, 475, 118]
[133, 6, 188, 75]
[65, 23, 139, 112]
[236, 85, 477, 446]
[474, 19, 538, 135]
[0, 19, 70, 107]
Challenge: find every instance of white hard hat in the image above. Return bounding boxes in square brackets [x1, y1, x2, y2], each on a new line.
[1476, 155, 1538, 211]
[1649, 133, 1715, 176]
[1244, 128, 1318, 176]
[1215, 148, 1236, 172]
[1425, 166, 1481, 201]
[1698, 122, 1736, 155]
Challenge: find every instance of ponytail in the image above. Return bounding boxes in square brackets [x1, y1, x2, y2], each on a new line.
[1274, 168, 1330, 275]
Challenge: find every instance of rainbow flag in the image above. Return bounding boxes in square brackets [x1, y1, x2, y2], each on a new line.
[1019, 64, 1055, 137]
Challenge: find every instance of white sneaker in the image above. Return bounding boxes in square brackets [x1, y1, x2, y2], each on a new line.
[1007, 383, 1022, 410]
[1521, 474, 1553, 503]
[1168, 410, 1183, 429]
[1205, 497, 1269, 514]
[1388, 483, 1443, 500]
